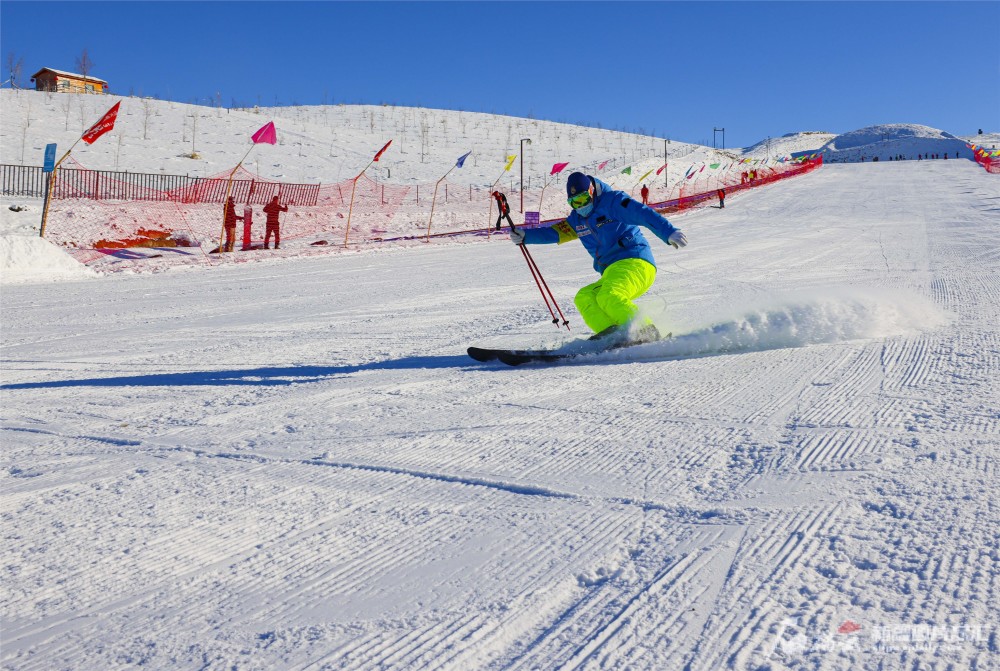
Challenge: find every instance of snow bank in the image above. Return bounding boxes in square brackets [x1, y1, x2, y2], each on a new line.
[0, 231, 97, 284]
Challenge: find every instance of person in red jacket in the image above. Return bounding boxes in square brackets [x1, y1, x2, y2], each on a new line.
[223, 196, 238, 252]
[640, 184, 649, 205]
[491, 191, 514, 230]
[717, 188, 726, 209]
[263, 196, 288, 249]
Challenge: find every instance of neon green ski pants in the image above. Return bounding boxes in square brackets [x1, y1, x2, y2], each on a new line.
[574, 258, 657, 333]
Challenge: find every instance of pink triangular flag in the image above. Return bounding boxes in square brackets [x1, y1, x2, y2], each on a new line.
[550, 162, 570, 176]
[251, 121, 277, 145]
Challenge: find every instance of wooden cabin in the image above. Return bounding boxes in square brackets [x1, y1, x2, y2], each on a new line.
[30, 68, 109, 94]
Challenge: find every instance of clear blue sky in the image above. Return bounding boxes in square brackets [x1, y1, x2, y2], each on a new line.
[2, 1, 996, 148]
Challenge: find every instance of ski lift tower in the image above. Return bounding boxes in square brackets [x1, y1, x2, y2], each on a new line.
[713, 127, 725, 151]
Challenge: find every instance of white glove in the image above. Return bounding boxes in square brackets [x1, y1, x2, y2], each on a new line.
[668, 230, 687, 249]
[510, 228, 525, 245]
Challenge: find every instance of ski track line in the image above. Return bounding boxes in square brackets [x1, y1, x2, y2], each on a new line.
[793, 345, 885, 429]
[550, 525, 738, 671]
[572, 526, 747, 671]
[683, 504, 842, 671]
[501, 522, 714, 671]
[792, 430, 889, 472]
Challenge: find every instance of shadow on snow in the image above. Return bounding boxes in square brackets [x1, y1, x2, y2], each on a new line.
[0, 355, 476, 389]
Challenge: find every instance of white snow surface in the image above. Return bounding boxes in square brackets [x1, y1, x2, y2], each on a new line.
[2, 91, 999, 669]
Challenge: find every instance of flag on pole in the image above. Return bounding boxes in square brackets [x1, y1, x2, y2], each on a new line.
[456, 151, 472, 168]
[621, 166, 632, 175]
[373, 140, 392, 162]
[550, 162, 570, 176]
[81, 101, 121, 145]
[598, 159, 609, 171]
[655, 163, 668, 175]
[251, 121, 277, 145]
[504, 154, 517, 171]
[638, 168, 654, 183]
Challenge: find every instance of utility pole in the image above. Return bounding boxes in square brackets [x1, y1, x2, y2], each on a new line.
[519, 137, 531, 213]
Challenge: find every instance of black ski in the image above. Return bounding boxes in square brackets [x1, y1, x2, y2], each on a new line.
[468, 331, 670, 367]
[467, 346, 563, 363]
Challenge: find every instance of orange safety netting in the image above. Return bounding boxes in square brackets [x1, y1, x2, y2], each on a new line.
[39, 156, 822, 265]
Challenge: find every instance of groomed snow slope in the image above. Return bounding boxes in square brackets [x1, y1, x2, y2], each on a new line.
[1, 159, 998, 670]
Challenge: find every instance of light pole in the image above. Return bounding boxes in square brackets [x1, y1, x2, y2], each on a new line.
[663, 138, 669, 187]
[520, 138, 531, 213]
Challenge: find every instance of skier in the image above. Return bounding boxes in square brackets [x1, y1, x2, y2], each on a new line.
[510, 171, 687, 341]
[263, 196, 288, 249]
[491, 190, 514, 230]
[717, 188, 726, 208]
[640, 184, 649, 205]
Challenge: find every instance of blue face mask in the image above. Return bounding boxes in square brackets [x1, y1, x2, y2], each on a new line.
[574, 201, 595, 217]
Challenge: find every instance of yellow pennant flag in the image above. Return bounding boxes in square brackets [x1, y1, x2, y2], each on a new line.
[637, 168, 655, 183]
[504, 155, 517, 171]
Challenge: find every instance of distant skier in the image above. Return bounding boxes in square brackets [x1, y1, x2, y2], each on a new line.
[491, 191, 514, 230]
[717, 188, 726, 208]
[263, 196, 288, 249]
[640, 184, 649, 205]
[510, 171, 687, 341]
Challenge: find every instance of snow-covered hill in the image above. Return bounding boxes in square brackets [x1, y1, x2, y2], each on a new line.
[821, 123, 970, 162]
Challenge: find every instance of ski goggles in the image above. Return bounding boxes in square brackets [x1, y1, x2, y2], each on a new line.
[567, 190, 593, 210]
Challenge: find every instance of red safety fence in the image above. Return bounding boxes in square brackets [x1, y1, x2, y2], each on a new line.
[36, 156, 822, 266]
[973, 153, 1000, 174]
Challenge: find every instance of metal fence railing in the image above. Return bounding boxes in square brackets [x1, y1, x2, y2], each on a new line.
[0, 164, 320, 206]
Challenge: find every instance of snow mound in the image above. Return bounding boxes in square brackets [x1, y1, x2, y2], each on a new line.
[0, 234, 97, 284]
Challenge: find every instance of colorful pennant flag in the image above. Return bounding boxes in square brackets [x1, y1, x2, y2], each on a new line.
[637, 169, 654, 183]
[621, 166, 632, 175]
[504, 155, 517, 171]
[456, 151, 471, 168]
[598, 160, 610, 171]
[81, 101, 121, 145]
[655, 163, 668, 175]
[550, 162, 570, 176]
[709, 162, 720, 169]
[373, 140, 392, 162]
[251, 121, 277, 145]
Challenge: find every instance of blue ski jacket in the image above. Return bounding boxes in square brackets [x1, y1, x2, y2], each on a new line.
[521, 178, 678, 274]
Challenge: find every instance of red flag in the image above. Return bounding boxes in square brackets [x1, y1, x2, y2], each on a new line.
[251, 121, 277, 144]
[373, 140, 392, 162]
[81, 102, 121, 145]
[550, 162, 570, 176]
[598, 159, 609, 171]
[655, 163, 668, 175]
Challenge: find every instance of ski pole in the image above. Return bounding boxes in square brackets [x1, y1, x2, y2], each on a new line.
[511, 223, 570, 330]
[519, 243, 558, 326]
